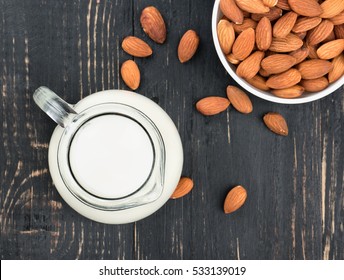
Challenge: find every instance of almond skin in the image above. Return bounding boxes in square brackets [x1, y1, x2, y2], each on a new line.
[271, 85, 304, 98]
[122, 36, 153, 57]
[217, 19, 235, 54]
[292, 17, 322, 33]
[263, 0, 278, 8]
[178, 30, 200, 63]
[300, 77, 329, 92]
[196, 96, 230, 116]
[266, 68, 302, 89]
[236, 0, 270, 14]
[224, 185, 247, 214]
[290, 47, 310, 64]
[170, 177, 194, 199]
[296, 59, 333, 79]
[273, 11, 298, 38]
[263, 112, 288, 136]
[256, 17, 273, 51]
[121, 60, 140, 90]
[307, 20, 334, 45]
[140, 6, 166, 44]
[328, 54, 344, 83]
[288, 0, 323, 17]
[233, 18, 257, 34]
[316, 39, 344, 60]
[276, 0, 291, 11]
[331, 11, 344, 25]
[220, 0, 244, 24]
[261, 54, 296, 74]
[232, 28, 255, 60]
[236, 51, 265, 79]
[334, 25, 344, 39]
[246, 75, 270, 90]
[269, 33, 303, 52]
[226, 53, 241, 64]
[306, 43, 319, 59]
[320, 0, 344, 19]
[251, 7, 283, 21]
[226, 86, 253, 114]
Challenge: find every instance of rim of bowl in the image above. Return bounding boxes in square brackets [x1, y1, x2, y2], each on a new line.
[211, 0, 344, 104]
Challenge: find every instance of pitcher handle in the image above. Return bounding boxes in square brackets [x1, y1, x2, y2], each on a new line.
[33, 86, 76, 128]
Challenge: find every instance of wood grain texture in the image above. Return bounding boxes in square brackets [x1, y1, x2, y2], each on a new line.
[1, 0, 343, 260]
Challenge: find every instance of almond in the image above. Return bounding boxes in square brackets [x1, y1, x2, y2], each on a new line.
[292, 17, 322, 33]
[178, 30, 200, 63]
[217, 19, 235, 54]
[226, 53, 241, 64]
[236, 51, 265, 79]
[223, 185, 247, 214]
[307, 20, 334, 45]
[288, 0, 322, 17]
[271, 85, 304, 98]
[331, 11, 344, 25]
[261, 54, 296, 74]
[306, 43, 319, 59]
[226, 85, 253, 114]
[232, 28, 256, 60]
[276, 0, 291, 11]
[140, 6, 166, 44]
[295, 31, 307, 40]
[236, 0, 270, 14]
[170, 177, 194, 199]
[196, 96, 230, 116]
[300, 77, 329, 92]
[246, 75, 270, 90]
[290, 47, 310, 64]
[263, 0, 278, 8]
[220, 0, 244, 24]
[273, 11, 298, 38]
[266, 68, 301, 89]
[259, 68, 271, 77]
[296, 59, 333, 79]
[328, 54, 344, 83]
[323, 31, 336, 43]
[269, 33, 303, 52]
[334, 25, 344, 39]
[233, 18, 257, 34]
[120, 60, 140, 90]
[251, 7, 283, 21]
[256, 17, 273, 51]
[316, 39, 344, 59]
[320, 0, 344, 19]
[122, 36, 153, 57]
[263, 112, 288, 136]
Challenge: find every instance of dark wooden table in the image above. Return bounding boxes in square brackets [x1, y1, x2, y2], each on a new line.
[1, 0, 343, 260]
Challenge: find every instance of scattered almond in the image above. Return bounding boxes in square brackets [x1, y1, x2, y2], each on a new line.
[223, 185, 247, 214]
[320, 0, 344, 19]
[226, 86, 253, 114]
[296, 59, 333, 79]
[236, 51, 265, 79]
[269, 33, 303, 52]
[178, 30, 200, 63]
[316, 39, 344, 60]
[271, 85, 304, 98]
[120, 60, 140, 90]
[196, 96, 230, 116]
[170, 177, 194, 199]
[263, 112, 288, 136]
[307, 20, 334, 45]
[220, 0, 244, 24]
[328, 54, 344, 83]
[140, 6, 166, 44]
[273, 11, 298, 38]
[256, 17, 273, 51]
[300, 77, 329, 92]
[292, 17, 322, 33]
[232, 28, 256, 60]
[261, 54, 296, 74]
[266, 68, 302, 89]
[122, 36, 153, 57]
[217, 19, 235, 54]
[288, 0, 322, 17]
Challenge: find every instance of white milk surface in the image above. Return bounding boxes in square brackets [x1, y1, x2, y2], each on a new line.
[69, 114, 154, 198]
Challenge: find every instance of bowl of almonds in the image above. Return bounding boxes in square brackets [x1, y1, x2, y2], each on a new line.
[212, 0, 344, 104]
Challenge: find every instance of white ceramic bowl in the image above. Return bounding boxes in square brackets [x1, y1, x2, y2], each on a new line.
[212, 0, 344, 104]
